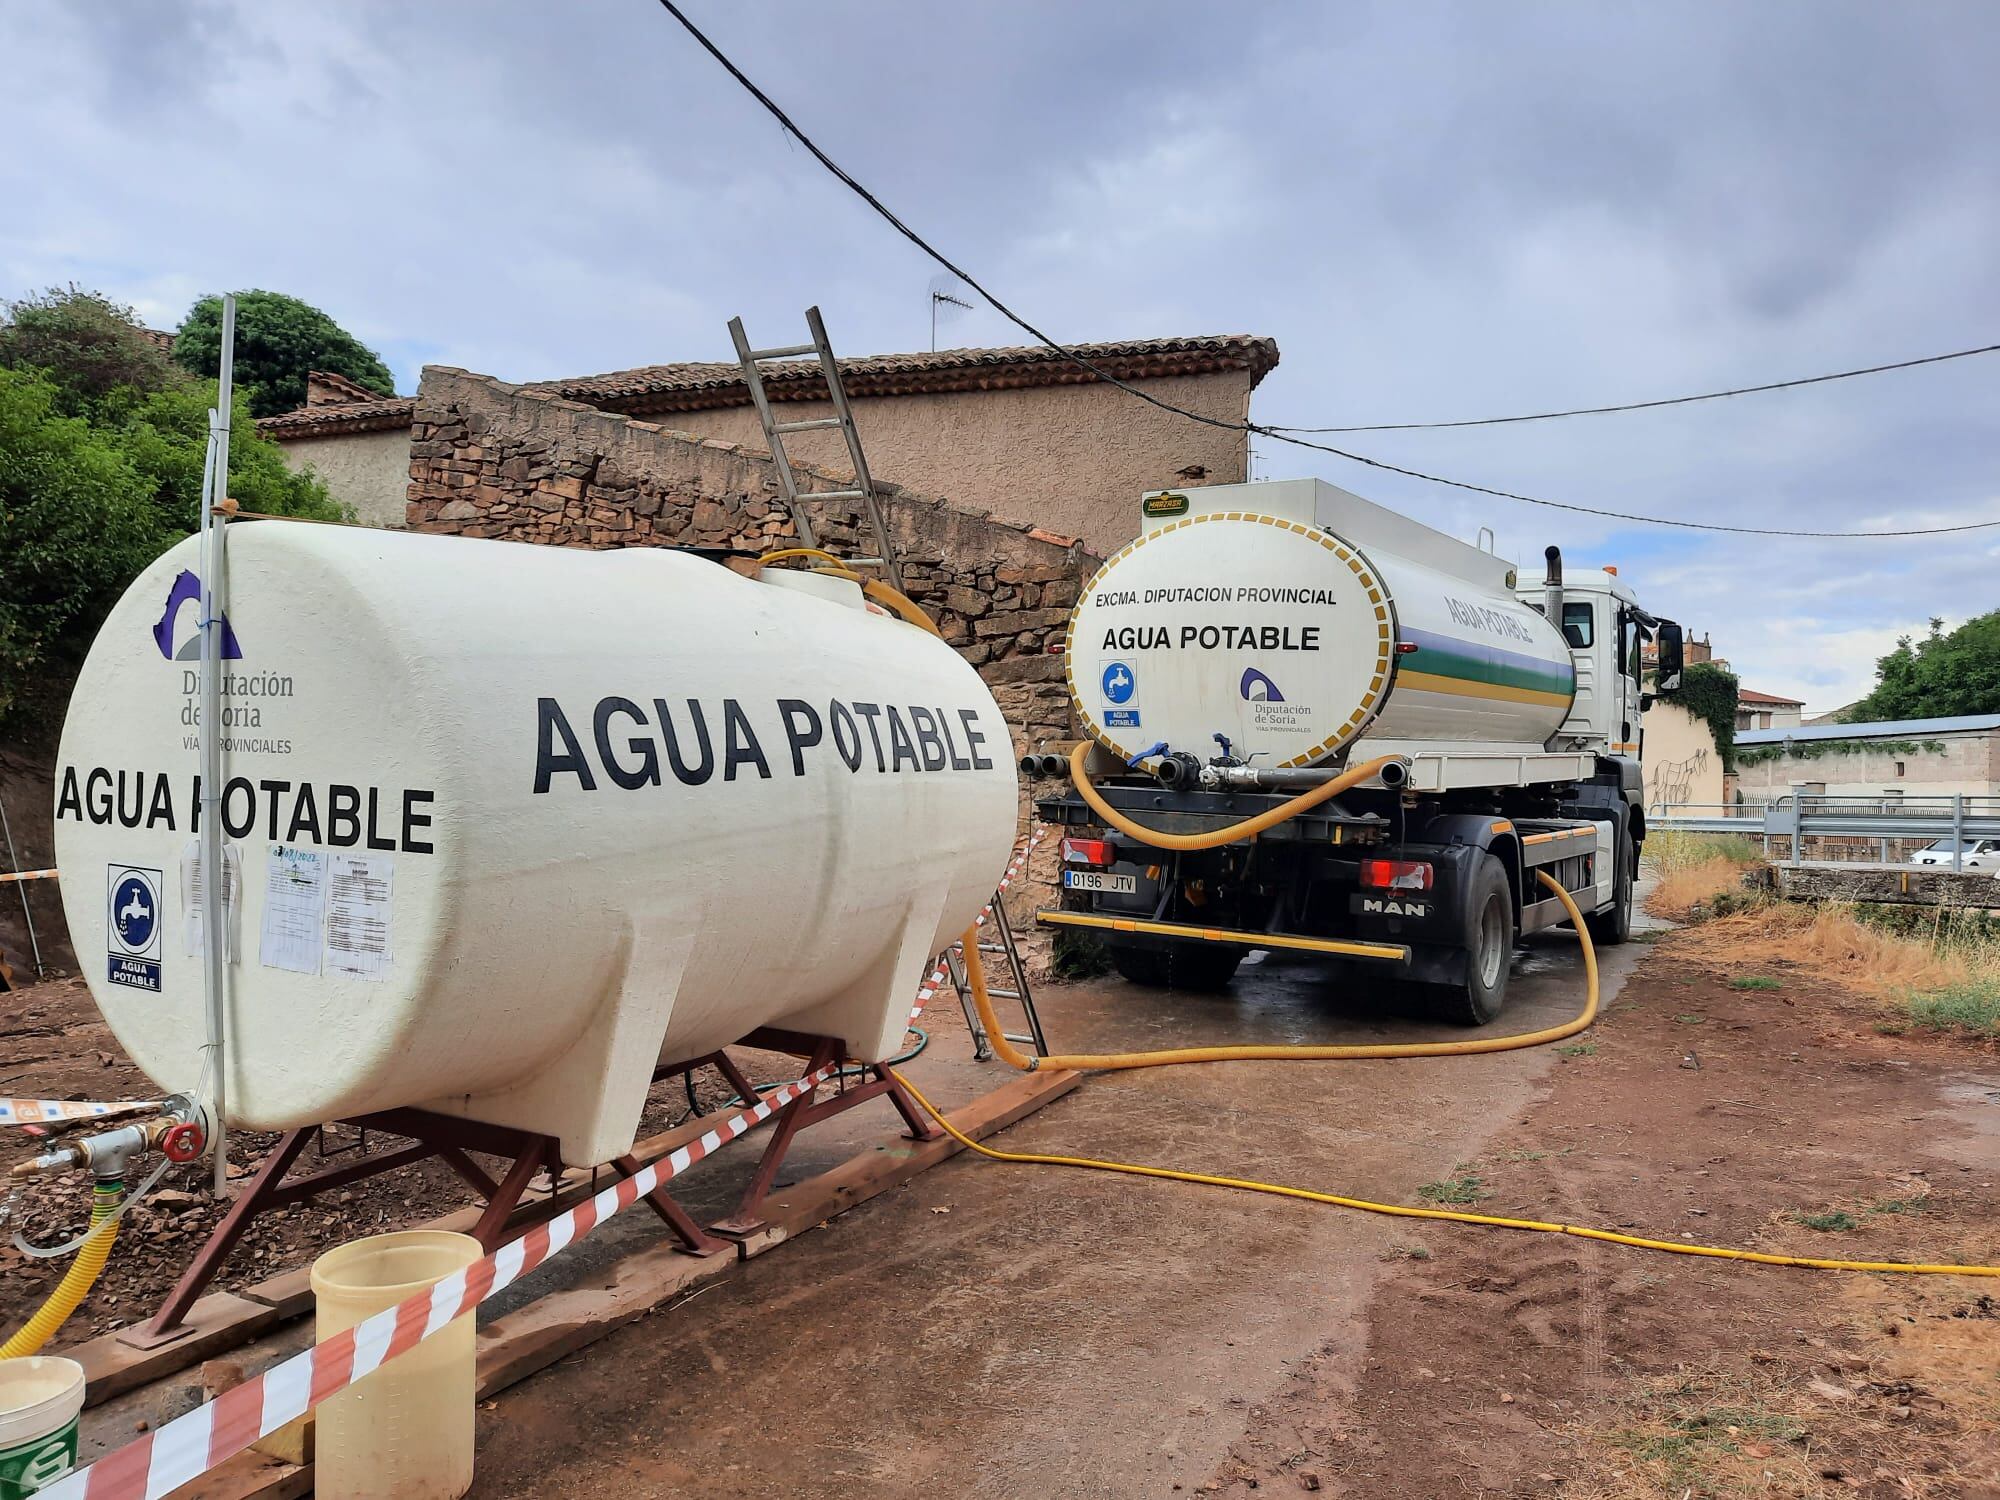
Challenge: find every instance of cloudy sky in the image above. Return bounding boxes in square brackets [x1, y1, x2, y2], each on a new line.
[5, 2, 1997, 710]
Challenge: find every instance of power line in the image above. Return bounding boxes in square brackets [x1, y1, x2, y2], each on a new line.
[1267, 342, 2000, 433]
[653, 1, 2000, 539]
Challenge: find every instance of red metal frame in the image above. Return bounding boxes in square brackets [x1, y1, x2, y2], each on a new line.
[124, 1033, 932, 1344]
[710, 1027, 942, 1234]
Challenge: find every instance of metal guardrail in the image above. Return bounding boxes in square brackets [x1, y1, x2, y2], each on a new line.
[1650, 794, 2000, 870]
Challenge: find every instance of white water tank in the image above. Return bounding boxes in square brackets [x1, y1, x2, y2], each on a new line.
[52, 525, 1015, 1165]
[1064, 479, 1576, 770]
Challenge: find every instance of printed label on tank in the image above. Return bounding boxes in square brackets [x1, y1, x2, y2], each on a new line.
[532, 694, 999, 793]
[1240, 666, 1314, 735]
[106, 864, 163, 992]
[1065, 514, 1393, 767]
[155, 567, 301, 756]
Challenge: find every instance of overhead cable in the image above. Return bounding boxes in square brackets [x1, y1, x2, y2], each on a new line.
[653, 1, 2000, 539]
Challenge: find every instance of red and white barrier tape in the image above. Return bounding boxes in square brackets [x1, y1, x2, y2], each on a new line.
[908, 826, 1045, 1024]
[43, 1064, 835, 1500]
[0, 868, 58, 883]
[0, 1098, 159, 1126]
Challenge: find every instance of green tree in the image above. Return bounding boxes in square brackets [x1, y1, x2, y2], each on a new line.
[175, 290, 394, 418]
[0, 284, 186, 417]
[1851, 613, 2000, 722]
[0, 367, 170, 728]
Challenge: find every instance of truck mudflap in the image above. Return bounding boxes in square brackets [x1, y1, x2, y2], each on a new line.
[1035, 909, 1409, 965]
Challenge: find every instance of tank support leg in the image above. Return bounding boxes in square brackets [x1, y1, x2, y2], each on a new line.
[710, 1032, 943, 1235]
[123, 1128, 314, 1348]
[125, 1113, 569, 1346]
[612, 1151, 731, 1256]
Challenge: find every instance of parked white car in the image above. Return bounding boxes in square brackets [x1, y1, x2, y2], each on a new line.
[1911, 837, 2000, 871]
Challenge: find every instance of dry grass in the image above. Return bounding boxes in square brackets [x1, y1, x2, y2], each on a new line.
[1690, 900, 2000, 1036]
[1643, 829, 1767, 920]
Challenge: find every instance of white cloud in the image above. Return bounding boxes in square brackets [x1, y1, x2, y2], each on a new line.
[2, 0, 1996, 691]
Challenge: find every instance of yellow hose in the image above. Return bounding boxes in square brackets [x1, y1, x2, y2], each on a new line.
[1067, 741, 1401, 852]
[911, 875, 2000, 1278]
[966, 870, 1597, 1073]
[1, 1182, 121, 1357]
[892, 1065, 1998, 1278]
[748, 547, 945, 644]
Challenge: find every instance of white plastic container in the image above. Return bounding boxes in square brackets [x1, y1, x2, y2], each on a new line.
[53, 526, 1017, 1164]
[0, 1357, 86, 1497]
[311, 1231, 482, 1500]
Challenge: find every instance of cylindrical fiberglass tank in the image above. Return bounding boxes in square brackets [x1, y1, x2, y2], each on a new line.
[1064, 505, 1575, 769]
[53, 525, 1015, 1164]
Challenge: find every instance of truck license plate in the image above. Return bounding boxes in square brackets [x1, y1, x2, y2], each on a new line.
[1064, 869, 1136, 894]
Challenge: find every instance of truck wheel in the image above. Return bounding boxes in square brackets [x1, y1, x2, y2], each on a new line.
[1107, 939, 1244, 993]
[1428, 851, 1514, 1026]
[1584, 837, 1634, 947]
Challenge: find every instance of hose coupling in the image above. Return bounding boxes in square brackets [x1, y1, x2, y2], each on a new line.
[6, 1094, 213, 1179]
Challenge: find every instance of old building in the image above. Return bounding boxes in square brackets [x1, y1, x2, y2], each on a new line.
[1735, 687, 1804, 731]
[261, 335, 1279, 553]
[402, 366, 1097, 775]
[1732, 714, 2000, 803]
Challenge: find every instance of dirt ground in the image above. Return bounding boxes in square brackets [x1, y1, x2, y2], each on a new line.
[0, 975, 792, 1342]
[12, 891, 2000, 1497]
[467, 915, 1997, 1500]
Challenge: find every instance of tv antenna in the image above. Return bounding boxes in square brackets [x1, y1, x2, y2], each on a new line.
[928, 273, 973, 351]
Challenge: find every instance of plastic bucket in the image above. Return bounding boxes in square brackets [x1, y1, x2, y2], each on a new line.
[310, 1230, 482, 1500]
[0, 1357, 86, 1499]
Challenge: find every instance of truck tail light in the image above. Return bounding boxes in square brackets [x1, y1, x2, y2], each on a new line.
[1361, 858, 1433, 892]
[1062, 837, 1114, 868]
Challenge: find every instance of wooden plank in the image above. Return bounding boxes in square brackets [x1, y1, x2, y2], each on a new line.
[136, 1072, 1081, 1500]
[165, 1449, 310, 1500]
[736, 1068, 1081, 1258]
[473, 1239, 736, 1399]
[77, 1293, 280, 1406]
[467, 1069, 1079, 1400]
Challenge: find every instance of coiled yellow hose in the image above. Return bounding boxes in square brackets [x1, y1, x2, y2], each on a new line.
[1, 1181, 121, 1357]
[916, 874, 2000, 1278]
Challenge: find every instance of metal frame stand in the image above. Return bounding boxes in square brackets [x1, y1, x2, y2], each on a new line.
[125, 1031, 937, 1343]
[708, 1026, 942, 1235]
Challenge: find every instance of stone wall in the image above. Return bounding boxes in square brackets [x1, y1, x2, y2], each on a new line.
[404, 367, 1097, 765]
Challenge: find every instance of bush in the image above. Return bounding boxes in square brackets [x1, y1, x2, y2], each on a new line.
[0, 285, 186, 416]
[0, 368, 169, 727]
[176, 291, 394, 418]
[115, 382, 350, 532]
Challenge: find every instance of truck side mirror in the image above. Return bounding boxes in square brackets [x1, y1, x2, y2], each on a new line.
[1655, 619, 1684, 694]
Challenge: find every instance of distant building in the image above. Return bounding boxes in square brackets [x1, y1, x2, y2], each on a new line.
[259, 335, 1280, 552]
[1736, 688, 1804, 731]
[1732, 714, 2000, 803]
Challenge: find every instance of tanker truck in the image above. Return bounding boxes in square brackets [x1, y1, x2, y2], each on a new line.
[1029, 478, 1685, 1023]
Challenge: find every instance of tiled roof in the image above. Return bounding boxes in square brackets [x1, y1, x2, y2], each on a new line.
[306, 369, 390, 405]
[1738, 688, 1805, 706]
[259, 334, 1278, 440]
[257, 396, 417, 439]
[137, 327, 176, 355]
[538, 334, 1280, 417]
